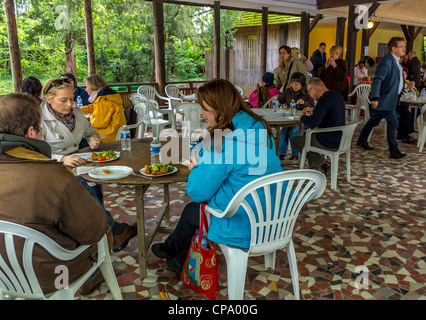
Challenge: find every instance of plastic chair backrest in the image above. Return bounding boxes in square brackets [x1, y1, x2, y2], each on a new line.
[235, 86, 244, 97]
[337, 121, 358, 153]
[137, 85, 156, 100]
[0, 220, 92, 299]
[130, 93, 161, 120]
[165, 84, 181, 99]
[117, 99, 147, 140]
[176, 102, 202, 134]
[206, 170, 326, 254]
[260, 96, 277, 109]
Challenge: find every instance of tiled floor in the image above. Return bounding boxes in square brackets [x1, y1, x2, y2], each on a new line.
[75, 118, 426, 300]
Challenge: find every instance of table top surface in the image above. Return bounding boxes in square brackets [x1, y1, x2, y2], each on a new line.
[400, 97, 426, 105]
[252, 108, 301, 126]
[78, 138, 190, 185]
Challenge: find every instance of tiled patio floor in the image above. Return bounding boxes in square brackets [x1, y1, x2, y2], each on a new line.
[78, 118, 425, 300]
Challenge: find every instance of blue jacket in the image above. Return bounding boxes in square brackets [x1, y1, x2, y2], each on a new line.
[74, 86, 90, 106]
[186, 111, 284, 248]
[370, 53, 404, 111]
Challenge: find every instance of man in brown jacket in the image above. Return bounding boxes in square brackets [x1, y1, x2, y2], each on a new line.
[0, 93, 111, 296]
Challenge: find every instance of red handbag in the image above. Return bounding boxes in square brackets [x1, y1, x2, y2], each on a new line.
[181, 202, 219, 300]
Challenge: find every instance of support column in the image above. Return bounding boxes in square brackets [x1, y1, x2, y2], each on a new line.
[84, 0, 96, 75]
[213, 1, 220, 78]
[153, 0, 166, 95]
[335, 17, 346, 47]
[260, 7, 268, 75]
[4, 0, 22, 92]
[346, 5, 359, 97]
[300, 11, 310, 58]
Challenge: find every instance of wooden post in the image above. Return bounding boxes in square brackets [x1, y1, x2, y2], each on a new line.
[213, 1, 220, 79]
[401, 25, 423, 53]
[335, 17, 346, 47]
[153, 0, 166, 95]
[84, 0, 96, 75]
[279, 23, 288, 46]
[4, 0, 22, 92]
[300, 12, 310, 58]
[360, 3, 381, 60]
[346, 5, 358, 98]
[260, 7, 268, 75]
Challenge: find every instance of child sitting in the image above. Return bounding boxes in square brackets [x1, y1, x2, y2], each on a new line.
[248, 72, 280, 108]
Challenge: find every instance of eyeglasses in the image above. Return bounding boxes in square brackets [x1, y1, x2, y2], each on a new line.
[46, 78, 71, 94]
[307, 87, 314, 94]
[396, 45, 406, 48]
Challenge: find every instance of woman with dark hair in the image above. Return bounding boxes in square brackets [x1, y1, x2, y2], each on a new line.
[151, 79, 284, 274]
[275, 45, 310, 91]
[277, 72, 315, 160]
[21, 76, 43, 104]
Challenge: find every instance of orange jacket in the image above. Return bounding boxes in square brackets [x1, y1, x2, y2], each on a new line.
[81, 88, 126, 143]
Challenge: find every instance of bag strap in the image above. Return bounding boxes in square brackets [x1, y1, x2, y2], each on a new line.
[283, 60, 295, 89]
[198, 202, 208, 242]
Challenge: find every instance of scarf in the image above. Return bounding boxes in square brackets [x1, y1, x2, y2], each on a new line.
[46, 102, 76, 132]
[88, 89, 101, 103]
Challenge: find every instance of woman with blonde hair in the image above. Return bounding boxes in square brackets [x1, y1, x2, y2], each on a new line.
[318, 45, 349, 100]
[40, 78, 137, 259]
[80, 74, 126, 143]
[275, 45, 310, 91]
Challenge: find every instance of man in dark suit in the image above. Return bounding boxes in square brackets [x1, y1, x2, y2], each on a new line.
[356, 37, 407, 159]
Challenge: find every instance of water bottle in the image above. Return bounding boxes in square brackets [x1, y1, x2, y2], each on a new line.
[194, 230, 209, 248]
[189, 137, 198, 162]
[76, 96, 83, 108]
[420, 88, 426, 101]
[290, 99, 296, 116]
[120, 125, 131, 151]
[272, 98, 278, 112]
[150, 137, 161, 165]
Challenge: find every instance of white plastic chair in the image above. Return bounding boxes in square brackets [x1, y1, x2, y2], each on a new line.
[348, 84, 386, 141]
[176, 102, 207, 138]
[260, 96, 278, 109]
[299, 122, 358, 190]
[128, 93, 173, 139]
[116, 102, 146, 140]
[0, 220, 122, 300]
[137, 85, 176, 130]
[204, 169, 326, 300]
[417, 104, 426, 152]
[234, 85, 244, 97]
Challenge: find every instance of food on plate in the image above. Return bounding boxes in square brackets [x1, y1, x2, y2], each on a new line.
[90, 150, 118, 161]
[103, 169, 111, 174]
[145, 163, 174, 175]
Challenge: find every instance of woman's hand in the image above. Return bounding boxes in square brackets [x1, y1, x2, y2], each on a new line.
[296, 98, 305, 105]
[89, 137, 100, 150]
[188, 155, 198, 171]
[61, 154, 86, 168]
[328, 58, 337, 68]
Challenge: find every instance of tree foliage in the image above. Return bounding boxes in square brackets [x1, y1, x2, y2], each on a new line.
[0, 0, 244, 88]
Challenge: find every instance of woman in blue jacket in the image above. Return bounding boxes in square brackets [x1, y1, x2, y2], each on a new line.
[151, 79, 283, 274]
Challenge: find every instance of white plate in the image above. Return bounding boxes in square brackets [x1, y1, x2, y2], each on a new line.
[88, 166, 133, 180]
[139, 166, 178, 178]
[75, 151, 120, 163]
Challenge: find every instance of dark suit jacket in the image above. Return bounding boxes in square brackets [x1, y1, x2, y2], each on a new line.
[406, 56, 421, 88]
[370, 53, 403, 111]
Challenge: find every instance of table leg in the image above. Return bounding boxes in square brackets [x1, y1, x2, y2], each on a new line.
[163, 183, 170, 223]
[135, 185, 149, 278]
[413, 105, 418, 131]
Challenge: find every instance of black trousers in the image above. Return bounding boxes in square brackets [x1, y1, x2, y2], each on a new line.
[396, 103, 414, 139]
[163, 202, 201, 265]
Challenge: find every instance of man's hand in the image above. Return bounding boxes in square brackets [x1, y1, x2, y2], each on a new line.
[371, 101, 379, 108]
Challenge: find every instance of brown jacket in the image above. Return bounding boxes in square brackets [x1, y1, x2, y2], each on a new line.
[0, 138, 108, 294]
[277, 86, 315, 110]
[318, 58, 349, 101]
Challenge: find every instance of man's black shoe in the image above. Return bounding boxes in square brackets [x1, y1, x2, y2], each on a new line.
[389, 150, 407, 159]
[151, 243, 170, 259]
[356, 141, 374, 150]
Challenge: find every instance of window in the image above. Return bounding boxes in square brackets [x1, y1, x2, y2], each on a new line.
[244, 35, 258, 70]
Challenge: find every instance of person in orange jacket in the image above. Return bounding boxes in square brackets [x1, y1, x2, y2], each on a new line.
[80, 74, 126, 143]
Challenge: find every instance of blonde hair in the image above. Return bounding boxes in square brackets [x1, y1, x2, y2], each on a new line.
[329, 45, 343, 58]
[84, 74, 108, 91]
[42, 78, 74, 99]
[291, 47, 300, 55]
